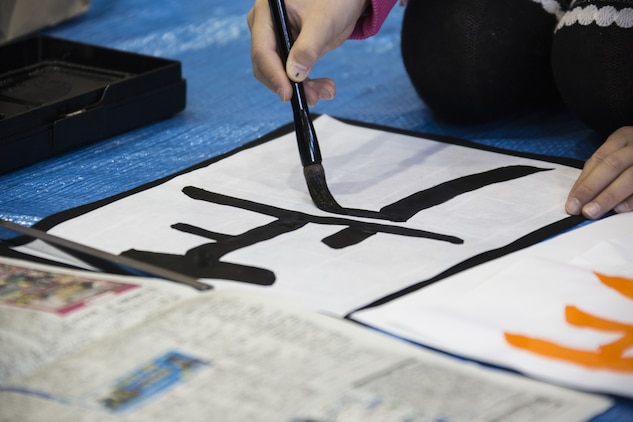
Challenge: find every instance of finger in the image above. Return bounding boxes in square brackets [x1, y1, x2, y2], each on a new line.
[568, 147, 633, 219]
[566, 128, 633, 216]
[614, 193, 633, 214]
[304, 78, 336, 106]
[581, 165, 633, 218]
[248, 2, 293, 101]
[285, 12, 349, 82]
[285, 31, 325, 82]
[566, 151, 631, 217]
[570, 128, 631, 193]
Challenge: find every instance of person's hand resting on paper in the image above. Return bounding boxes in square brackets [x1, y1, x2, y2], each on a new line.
[247, 0, 633, 221]
[247, 0, 370, 107]
[565, 126, 633, 219]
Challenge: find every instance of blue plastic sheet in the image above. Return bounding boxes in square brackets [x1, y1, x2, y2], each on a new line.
[0, 0, 604, 226]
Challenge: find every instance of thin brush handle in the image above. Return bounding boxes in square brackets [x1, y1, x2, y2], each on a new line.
[268, 0, 322, 166]
[0, 218, 211, 291]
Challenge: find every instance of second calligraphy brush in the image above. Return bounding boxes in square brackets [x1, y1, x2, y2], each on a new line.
[268, 0, 343, 213]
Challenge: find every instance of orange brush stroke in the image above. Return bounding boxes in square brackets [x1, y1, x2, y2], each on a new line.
[595, 271, 633, 300]
[504, 272, 633, 372]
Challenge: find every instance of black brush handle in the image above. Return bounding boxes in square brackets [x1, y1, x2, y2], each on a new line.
[268, 0, 322, 166]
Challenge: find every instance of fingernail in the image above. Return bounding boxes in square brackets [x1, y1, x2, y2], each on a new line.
[614, 201, 630, 213]
[565, 197, 582, 215]
[319, 86, 335, 101]
[583, 202, 601, 219]
[289, 61, 308, 80]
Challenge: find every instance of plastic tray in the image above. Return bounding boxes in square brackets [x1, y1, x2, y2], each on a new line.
[0, 35, 186, 173]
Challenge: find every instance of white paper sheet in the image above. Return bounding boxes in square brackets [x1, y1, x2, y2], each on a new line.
[16, 115, 582, 316]
[352, 212, 633, 398]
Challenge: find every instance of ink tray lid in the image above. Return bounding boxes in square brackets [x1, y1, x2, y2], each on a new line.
[0, 35, 186, 174]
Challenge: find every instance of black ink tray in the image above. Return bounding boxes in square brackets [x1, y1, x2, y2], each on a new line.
[0, 35, 186, 173]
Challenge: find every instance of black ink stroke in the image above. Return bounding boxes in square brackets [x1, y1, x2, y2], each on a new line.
[121, 165, 551, 286]
[299, 165, 552, 222]
[122, 186, 463, 285]
[322, 165, 552, 246]
[380, 166, 552, 221]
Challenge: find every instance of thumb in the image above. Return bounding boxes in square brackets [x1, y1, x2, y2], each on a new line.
[285, 22, 330, 82]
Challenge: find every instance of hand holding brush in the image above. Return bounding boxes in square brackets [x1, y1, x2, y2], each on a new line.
[266, 0, 344, 213]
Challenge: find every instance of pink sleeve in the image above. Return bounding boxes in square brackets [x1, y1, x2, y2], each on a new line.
[349, 0, 399, 39]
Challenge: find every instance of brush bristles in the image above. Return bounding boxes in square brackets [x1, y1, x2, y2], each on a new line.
[303, 164, 343, 213]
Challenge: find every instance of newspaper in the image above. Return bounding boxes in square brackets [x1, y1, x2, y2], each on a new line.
[0, 257, 612, 421]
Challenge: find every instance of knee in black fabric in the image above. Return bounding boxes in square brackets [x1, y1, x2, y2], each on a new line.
[401, 0, 562, 124]
[552, 1, 633, 136]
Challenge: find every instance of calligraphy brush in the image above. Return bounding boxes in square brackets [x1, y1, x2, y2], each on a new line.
[0, 218, 210, 291]
[268, 0, 343, 213]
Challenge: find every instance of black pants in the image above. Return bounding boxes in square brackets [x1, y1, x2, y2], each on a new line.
[401, 0, 633, 135]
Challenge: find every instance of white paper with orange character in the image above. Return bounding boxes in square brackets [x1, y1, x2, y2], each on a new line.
[352, 212, 633, 398]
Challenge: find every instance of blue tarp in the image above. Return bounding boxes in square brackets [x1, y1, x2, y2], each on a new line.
[0, 0, 604, 225]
